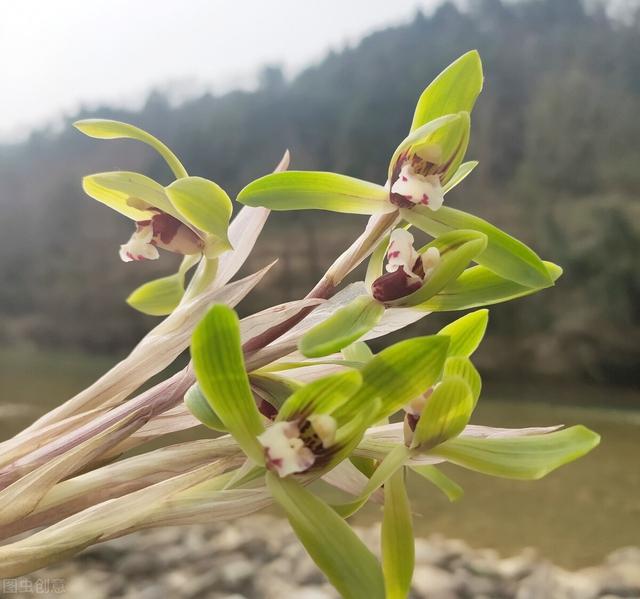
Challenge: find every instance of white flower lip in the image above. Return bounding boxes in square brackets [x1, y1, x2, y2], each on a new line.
[372, 227, 442, 303]
[385, 229, 421, 284]
[257, 415, 338, 477]
[118, 213, 204, 263]
[119, 222, 159, 262]
[385, 229, 441, 285]
[390, 164, 444, 211]
[258, 421, 315, 478]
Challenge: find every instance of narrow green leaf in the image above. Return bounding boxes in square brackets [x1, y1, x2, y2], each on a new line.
[266, 473, 385, 599]
[403, 205, 552, 288]
[83, 171, 183, 222]
[382, 470, 414, 599]
[74, 119, 188, 179]
[184, 383, 227, 432]
[342, 341, 374, 364]
[191, 305, 265, 464]
[165, 176, 232, 242]
[334, 336, 450, 423]
[417, 262, 562, 312]
[277, 370, 362, 422]
[299, 296, 385, 358]
[411, 376, 474, 449]
[443, 356, 481, 407]
[442, 161, 478, 194]
[437, 309, 489, 357]
[391, 230, 488, 307]
[410, 465, 463, 502]
[433, 426, 601, 480]
[411, 50, 483, 131]
[237, 171, 393, 215]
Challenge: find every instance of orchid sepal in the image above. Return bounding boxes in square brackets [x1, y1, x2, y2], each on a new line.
[237, 171, 393, 215]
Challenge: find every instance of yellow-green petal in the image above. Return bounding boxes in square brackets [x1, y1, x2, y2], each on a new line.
[165, 176, 232, 242]
[83, 171, 183, 222]
[238, 171, 393, 215]
[432, 426, 601, 480]
[438, 309, 489, 358]
[74, 119, 188, 179]
[411, 50, 484, 131]
[191, 305, 265, 464]
[417, 262, 562, 312]
[403, 205, 553, 288]
[411, 376, 474, 449]
[299, 295, 385, 358]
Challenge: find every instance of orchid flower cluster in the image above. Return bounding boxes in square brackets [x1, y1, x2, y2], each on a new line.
[0, 52, 599, 599]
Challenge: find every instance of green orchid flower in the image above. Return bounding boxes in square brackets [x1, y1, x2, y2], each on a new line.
[75, 119, 233, 264]
[237, 51, 482, 217]
[74, 119, 234, 315]
[237, 51, 555, 291]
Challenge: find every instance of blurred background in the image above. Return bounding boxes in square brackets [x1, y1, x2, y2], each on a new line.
[0, 0, 638, 573]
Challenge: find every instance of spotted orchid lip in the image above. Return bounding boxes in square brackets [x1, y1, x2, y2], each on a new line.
[119, 221, 159, 262]
[389, 164, 444, 211]
[119, 212, 204, 263]
[371, 266, 423, 302]
[371, 229, 440, 302]
[258, 415, 338, 478]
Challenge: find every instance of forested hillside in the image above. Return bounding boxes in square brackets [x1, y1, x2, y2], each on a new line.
[1, 0, 638, 382]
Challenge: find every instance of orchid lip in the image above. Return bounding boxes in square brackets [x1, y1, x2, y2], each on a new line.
[390, 164, 444, 211]
[258, 415, 338, 478]
[119, 212, 204, 263]
[371, 229, 440, 303]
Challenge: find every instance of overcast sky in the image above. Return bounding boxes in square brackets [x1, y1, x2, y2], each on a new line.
[0, 0, 445, 142]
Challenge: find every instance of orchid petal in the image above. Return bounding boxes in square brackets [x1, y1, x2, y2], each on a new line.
[165, 176, 233, 243]
[192, 305, 265, 464]
[299, 295, 385, 358]
[438, 309, 489, 358]
[82, 171, 185, 223]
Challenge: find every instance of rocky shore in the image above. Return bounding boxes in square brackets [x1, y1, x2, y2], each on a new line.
[2, 515, 639, 598]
